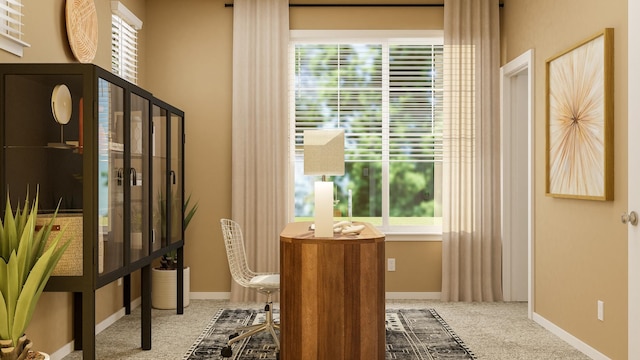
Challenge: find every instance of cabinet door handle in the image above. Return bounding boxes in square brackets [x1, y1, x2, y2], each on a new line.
[130, 167, 137, 186]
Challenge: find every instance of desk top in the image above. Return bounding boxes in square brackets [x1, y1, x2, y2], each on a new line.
[280, 221, 385, 244]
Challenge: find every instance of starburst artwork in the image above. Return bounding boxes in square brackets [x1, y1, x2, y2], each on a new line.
[546, 29, 614, 200]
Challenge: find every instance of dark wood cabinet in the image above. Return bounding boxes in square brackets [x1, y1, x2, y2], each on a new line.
[0, 63, 186, 360]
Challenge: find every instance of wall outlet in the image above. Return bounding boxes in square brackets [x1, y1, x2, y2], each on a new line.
[597, 300, 604, 321]
[387, 258, 396, 272]
[117, 278, 123, 286]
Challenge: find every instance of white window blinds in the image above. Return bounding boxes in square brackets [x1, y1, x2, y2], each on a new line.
[111, 1, 142, 84]
[0, 0, 29, 56]
[293, 41, 443, 165]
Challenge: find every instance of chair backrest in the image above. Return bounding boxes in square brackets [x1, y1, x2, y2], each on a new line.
[220, 218, 256, 288]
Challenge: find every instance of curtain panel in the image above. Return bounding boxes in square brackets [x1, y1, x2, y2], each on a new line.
[231, 0, 289, 301]
[441, 0, 503, 302]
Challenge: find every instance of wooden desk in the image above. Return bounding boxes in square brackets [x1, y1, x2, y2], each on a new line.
[280, 221, 385, 360]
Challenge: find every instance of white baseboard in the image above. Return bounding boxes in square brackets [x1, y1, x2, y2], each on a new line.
[532, 312, 610, 360]
[49, 342, 75, 360]
[189, 292, 231, 300]
[49, 297, 142, 360]
[385, 292, 441, 300]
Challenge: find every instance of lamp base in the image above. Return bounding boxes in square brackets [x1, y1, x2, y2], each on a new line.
[314, 181, 334, 237]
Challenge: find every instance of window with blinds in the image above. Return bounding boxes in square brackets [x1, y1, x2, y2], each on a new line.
[0, 0, 29, 57]
[291, 31, 443, 232]
[111, 1, 142, 84]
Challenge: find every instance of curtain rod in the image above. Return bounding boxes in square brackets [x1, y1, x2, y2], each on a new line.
[225, 3, 504, 8]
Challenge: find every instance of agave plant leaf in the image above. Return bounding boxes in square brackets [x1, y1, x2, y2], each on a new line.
[16, 212, 36, 291]
[0, 245, 7, 304]
[2, 197, 17, 261]
[15, 197, 29, 244]
[0, 254, 9, 340]
[28, 198, 58, 276]
[4, 251, 18, 346]
[11, 230, 70, 347]
[0, 204, 5, 260]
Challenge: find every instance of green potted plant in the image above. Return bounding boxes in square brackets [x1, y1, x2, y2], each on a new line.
[0, 191, 70, 360]
[151, 193, 198, 309]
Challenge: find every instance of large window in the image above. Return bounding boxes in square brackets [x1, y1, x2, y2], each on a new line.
[290, 31, 443, 234]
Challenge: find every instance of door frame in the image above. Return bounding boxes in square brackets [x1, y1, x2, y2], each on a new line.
[629, 0, 640, 357]
[500, 49, 534, 316]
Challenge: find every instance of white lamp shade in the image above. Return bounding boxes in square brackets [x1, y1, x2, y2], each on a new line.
[304, 129, 345, 176]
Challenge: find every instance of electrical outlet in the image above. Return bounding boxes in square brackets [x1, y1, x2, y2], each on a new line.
[387, 258, 396, 272]
[597, 300, 604, 321]
[117, 278, 123, 286]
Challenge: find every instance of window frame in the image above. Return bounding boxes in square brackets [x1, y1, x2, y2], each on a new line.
[289, 30, 444, 237]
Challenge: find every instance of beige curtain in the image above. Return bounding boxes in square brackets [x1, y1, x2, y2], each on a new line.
[231, 0, 289, 301]
[441, 0, 502, 302]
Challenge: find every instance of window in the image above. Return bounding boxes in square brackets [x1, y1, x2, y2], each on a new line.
[0, 0, 29, 56]
[290, 31, 443, 234]
[111, 1, 142, 84]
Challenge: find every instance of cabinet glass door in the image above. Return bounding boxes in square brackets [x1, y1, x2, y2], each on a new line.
[130, 93, 150, 262]
[152, 104, 167, 251]
[98, 78, 125, 274]
[169, 112, 184, 245]
[3, 74, 84, 212]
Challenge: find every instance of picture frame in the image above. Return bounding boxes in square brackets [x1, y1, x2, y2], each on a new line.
[545, 28, 614, 200]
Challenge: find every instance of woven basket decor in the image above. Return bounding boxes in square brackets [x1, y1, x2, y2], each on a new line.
[36, 214, 84, 276]
[65, 0, 98, 63]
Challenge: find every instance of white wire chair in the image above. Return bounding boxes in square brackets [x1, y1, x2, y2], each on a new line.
[219, 218, 280, 358]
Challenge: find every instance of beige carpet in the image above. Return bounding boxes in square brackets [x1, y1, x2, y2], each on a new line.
[61, 299, 591, 360]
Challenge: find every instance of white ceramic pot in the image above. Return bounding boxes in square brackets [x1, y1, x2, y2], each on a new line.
[151, 266, 190, 309]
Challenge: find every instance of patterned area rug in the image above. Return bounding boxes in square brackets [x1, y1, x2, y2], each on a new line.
[183, 308, 475, 360]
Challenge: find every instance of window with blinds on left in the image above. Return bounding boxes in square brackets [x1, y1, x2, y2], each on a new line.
[0, 0, 30, 57]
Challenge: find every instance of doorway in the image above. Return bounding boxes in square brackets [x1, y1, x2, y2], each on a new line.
[500, 50, 534, 315]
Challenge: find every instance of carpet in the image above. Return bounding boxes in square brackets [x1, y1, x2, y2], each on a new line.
[183, 308, 475, 360]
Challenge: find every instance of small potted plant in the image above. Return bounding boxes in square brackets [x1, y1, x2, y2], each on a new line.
[0, 190, 70, 360]
[151, 193, 198, 309]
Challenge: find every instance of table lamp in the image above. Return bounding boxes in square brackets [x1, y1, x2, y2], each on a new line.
[304, 129, 345, 237]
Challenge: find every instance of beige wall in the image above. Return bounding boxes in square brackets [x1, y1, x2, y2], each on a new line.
[7, 0, 630, 358]
[503, 0, 628, 358]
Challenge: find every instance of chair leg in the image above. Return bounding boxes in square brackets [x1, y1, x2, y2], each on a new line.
[264, 301, 280, 350]
[227, 299, 280, 350]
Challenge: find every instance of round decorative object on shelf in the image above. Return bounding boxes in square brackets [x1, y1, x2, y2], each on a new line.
[51, 84, 72, 125]
[65, 0, 98, 63]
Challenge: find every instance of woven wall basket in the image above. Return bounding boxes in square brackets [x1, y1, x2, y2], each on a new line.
[36, 214, 83, 276]
[65, 0, 98, 63]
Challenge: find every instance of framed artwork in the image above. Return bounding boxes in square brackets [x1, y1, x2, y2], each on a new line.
[545, 28, 614, 200]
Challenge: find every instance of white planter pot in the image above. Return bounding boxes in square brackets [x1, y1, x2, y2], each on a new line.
[151, 266, 190, 310]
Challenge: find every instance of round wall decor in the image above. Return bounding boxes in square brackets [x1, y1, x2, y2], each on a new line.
[65, 0, 98, 63]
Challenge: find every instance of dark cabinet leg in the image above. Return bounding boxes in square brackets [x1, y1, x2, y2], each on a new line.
[73, 292, 83, 351]
[142, 264, 152, 350]
[124, 274, 132, 314]
[83, 290, 96, 360]
[177, 246, 184, 314]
